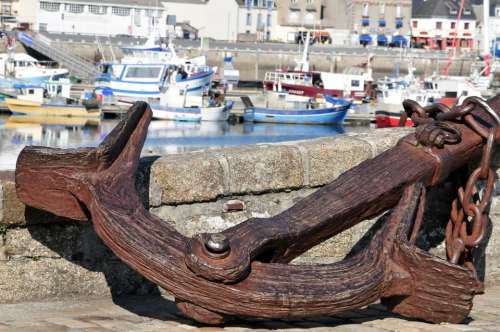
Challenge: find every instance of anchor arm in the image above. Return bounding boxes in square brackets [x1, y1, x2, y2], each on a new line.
[185, 97, 500, 284]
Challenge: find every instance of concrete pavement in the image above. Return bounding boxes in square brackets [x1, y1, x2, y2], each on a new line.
[0, 286, 499, 331]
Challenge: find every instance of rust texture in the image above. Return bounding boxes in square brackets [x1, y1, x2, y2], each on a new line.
[14, 96, 500, 325]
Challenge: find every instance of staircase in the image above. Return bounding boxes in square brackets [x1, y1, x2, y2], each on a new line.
[16, 32, 100, 82]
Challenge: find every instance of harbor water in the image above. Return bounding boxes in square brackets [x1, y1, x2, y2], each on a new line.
[0, 114, 373, 171]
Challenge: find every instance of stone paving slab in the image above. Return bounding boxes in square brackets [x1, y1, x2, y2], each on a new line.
[0, 286, 499, 332]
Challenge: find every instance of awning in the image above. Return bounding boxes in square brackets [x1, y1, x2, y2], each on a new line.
[377, 35, 388, 45]
[392, 35, 407, 46]
[361, 18, 369, 26]
[495, 46, 500, 58]
[379, 19, 386, 27]
[359, 34, 372, 44]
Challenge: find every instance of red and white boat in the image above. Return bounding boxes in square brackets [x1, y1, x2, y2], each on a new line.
[263, 33, 373, 103]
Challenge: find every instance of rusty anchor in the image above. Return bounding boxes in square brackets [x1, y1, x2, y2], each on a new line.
[14, 95, 500, 325]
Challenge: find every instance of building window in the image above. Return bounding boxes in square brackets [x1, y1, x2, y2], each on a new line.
[257, 13, 263, 26]
[134, 9, 141, 27]
[307, 0, 314, 4]
[304, 12, 314, 23]
[39, 23, 48, 31]
[496, 7, 500, 17]
[40, 2, 60, 12]
[89, 5, 107, 15]
[246, 13, 252, 26]
[291, 0, 298, 4]
[436, 21, 442, 29]
[1, 3, 11, 15]
[112, 7, 131, 16]
[267, 14, 271, 26]
[145, 9, 162, 18]
[464, 22, 470, 30]
[362, 3, 368, 14]
[451, 22, 456, 29]
[64, 4, 84, 14]
[288, 11, 298, 22]
[412, 20, 418, 28]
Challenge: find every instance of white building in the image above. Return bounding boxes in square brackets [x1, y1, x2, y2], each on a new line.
[31, 0, 167, 37]
[411, 0, 477, 50]
[11, 0, 278, 41]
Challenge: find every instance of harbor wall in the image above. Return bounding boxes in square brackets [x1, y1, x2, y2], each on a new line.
[23, 41, 475, 81]
[1, 127, 499, 303]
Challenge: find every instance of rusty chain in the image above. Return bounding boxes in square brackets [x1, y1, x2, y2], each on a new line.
[402, 96, 499, 292]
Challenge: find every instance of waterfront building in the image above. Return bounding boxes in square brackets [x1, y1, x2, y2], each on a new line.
[8, 0, 278, 42]
[275, 0, 411, 46]
[470, 0, 500, 54]
[13, 0, 168, 37]
[236, 0, 278, 41]
[411, 0, 477, 50]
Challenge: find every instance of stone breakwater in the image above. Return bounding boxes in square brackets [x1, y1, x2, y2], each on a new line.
[0, 127, 499, 303]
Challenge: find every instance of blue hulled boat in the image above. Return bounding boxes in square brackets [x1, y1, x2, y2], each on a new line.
[242, 94, 351, 125]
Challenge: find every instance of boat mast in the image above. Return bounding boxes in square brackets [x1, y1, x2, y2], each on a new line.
[483, 0, 491, 76]
[295, 32, 310, 72]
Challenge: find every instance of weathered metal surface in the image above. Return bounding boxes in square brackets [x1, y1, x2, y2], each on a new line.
[13, 96, 500, 325]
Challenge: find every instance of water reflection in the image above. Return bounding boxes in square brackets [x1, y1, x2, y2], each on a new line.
[0, 115, 356, 170]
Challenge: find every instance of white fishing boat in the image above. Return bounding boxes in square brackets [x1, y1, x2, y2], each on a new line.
[0, 53, 69, 83]
[95, 35, 215, 103]
[150, 85, 233, 122]
[375, 77, 442, 127]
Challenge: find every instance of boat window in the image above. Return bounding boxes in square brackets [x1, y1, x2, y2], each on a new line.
[351, 80, 360, 87]
[28, 89, 34, 94]
[124, 66, 163, 79]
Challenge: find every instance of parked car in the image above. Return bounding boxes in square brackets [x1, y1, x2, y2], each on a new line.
[296, 31, 332, 45]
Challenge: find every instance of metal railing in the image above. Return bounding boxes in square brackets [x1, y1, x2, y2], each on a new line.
[17, 32, 100, 82]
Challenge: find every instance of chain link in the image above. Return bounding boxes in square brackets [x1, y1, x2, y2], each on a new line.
[403, 96, 498, 293]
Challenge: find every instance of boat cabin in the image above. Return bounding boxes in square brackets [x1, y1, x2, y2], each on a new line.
[14, 84, 44, 103]
[98, 63, 167, 84]
[320, 69, 368, 96]
[14, 79, 71, 103]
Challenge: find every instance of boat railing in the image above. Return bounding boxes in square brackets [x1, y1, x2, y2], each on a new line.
[264, 71, 310, 84]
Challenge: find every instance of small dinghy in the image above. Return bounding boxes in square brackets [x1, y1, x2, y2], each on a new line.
[242, 92, 351, 125]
